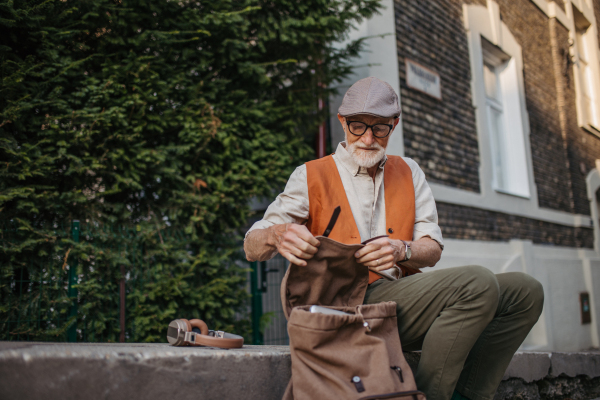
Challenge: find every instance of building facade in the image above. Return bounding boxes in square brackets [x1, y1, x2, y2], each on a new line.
[330, 0, 600, 351]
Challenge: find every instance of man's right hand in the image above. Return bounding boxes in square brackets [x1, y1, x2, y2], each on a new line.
[269, 223, 320, 266]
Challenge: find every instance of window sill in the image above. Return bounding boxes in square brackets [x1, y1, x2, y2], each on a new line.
[581, 123, 600, 138]
[493, 187, 531, 200]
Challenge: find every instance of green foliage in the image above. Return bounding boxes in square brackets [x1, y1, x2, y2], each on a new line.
[0, 0, 381, 342]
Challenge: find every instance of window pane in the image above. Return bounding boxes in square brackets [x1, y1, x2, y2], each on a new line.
[583, 66, 593, 123]
[575, 25, 598, 127]
[577, 30, 588, 63]
[584, 66, 597, 125]
[484, 63, 499, 100]
[488, 105, 505, 190]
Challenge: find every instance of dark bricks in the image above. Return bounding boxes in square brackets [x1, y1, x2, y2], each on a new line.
[395, 0, 481, 193]
[437, 202, 595, 248]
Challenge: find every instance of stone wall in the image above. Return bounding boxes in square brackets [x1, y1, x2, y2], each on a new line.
[495, 351, 600, 400]
[495, 376, 600, 400]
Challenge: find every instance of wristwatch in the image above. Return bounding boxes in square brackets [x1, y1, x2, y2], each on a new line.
[399, 240, 411, 263]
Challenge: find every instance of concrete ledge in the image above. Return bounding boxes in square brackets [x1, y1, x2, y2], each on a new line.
[0, 343, 291, 400]
[1, 342, 599, 400]
[501, 351, 600, 382]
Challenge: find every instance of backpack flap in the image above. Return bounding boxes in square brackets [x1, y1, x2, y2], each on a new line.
[280, 236, 369, 320]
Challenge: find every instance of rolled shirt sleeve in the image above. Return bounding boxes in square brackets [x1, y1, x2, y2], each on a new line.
[245, 165, 310, 238]
[404, 158, 444, 249]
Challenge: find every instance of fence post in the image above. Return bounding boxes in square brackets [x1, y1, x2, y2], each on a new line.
[68, 220, 80, 342]
[120, 265, 126, 343]
[250, 261, 263, 345]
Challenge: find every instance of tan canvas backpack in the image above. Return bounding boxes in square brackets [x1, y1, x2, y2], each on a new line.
[280, 235, 426, 400]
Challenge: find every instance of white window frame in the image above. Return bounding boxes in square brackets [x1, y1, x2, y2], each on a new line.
[568, 0, 600, 134]
[463, 0, 536, 201]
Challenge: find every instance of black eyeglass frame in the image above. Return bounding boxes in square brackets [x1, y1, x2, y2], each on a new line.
[346, 120, 394, 138]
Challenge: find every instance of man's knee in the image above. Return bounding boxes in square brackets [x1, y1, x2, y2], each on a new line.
[455, 265, 500, 314]
[502, 272, 544, 317]
[523, 273, 544, 306]
[459, 265, 499, 292]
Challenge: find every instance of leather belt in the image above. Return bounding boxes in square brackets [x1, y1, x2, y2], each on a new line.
[167, 318, 244, 349]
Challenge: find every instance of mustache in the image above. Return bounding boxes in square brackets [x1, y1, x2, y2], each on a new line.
[354, 143, 383, 150]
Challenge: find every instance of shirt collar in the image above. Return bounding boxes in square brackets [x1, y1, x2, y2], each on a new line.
[335, 142, 388, 177]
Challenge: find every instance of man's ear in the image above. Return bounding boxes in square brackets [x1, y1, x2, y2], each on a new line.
[392, 117, 400, 129]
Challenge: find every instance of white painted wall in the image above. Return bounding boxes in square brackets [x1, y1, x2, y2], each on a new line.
[431, 238, 600, 351]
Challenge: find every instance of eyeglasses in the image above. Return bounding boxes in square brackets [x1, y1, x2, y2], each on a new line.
[346, 121, 393, 138]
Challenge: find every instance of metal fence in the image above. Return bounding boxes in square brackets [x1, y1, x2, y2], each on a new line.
[2, 220, 290, 345]
[1, 220, 187, 342]
[249, 256, 290, 345]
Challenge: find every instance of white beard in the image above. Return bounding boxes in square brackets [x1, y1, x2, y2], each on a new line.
[346, 140, 386, 168]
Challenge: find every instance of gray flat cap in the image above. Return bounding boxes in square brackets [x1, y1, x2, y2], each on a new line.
[338, 77, 401, 118]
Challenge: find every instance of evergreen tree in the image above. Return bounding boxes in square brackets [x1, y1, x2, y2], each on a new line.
[0, 0, 380, 342]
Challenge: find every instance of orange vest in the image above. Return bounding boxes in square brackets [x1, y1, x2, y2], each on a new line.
[305, 155, 417, 284]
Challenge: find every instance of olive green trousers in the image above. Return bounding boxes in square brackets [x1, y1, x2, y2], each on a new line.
[364, 265, 544, 400]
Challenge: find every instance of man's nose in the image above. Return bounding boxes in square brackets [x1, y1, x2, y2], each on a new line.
[361, 128, 375, 145]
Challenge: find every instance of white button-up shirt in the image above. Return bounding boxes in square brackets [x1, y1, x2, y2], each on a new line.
[247, 142, 443, 251]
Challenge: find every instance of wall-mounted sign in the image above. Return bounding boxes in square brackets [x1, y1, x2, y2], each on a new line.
[405, 59, 442, 100]
[580, 292, 591, 324]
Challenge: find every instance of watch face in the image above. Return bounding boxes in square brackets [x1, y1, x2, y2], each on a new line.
[406, 246, 412, 260]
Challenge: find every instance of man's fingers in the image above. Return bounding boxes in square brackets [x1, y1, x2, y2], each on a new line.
[300, 232, 321, 248]
[356, 246, 393, 264]
[292, 225, 321, 248]
[365, 254, 395, 270]
[283, 225, 320, 252]
[281, 230, 319, 255]
[369, 261, 394, 272]
[359, 254, 388, 266]
[281, 251, 307, 267]
[354, 241, 385, 258]
[284, 242, 316, 260]
[292, 236, 319, 255]
[278, 232, 318, 260]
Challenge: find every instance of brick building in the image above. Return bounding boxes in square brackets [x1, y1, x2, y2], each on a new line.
[329, 0, 600, 351]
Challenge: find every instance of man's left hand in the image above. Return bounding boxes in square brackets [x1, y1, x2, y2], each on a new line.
[354, 237, 405, 272]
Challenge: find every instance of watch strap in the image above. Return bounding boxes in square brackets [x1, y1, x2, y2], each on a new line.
[399, 240, 411, 262]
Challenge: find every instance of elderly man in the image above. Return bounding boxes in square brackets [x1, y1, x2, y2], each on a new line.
[244, 77, 543, 400]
